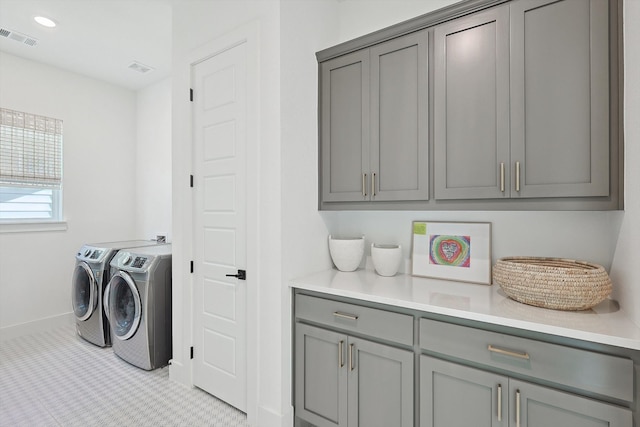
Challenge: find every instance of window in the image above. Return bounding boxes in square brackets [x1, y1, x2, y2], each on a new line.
[0, 108, 63, 221]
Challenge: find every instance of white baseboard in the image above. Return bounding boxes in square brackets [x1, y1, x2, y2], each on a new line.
[168, 359, 192, 387]
[0, 312, 74, 341]
[251, 404, 293, 427]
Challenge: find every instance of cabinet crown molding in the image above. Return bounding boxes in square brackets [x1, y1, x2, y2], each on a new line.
[316, 0, 509, 62]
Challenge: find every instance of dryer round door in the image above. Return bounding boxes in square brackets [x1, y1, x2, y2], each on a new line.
[72, 262, 98, 321]
[109, 271, 141, 341]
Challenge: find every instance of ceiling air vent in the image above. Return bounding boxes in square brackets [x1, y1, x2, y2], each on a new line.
[128, 61, 154, 74]
[0, 28, 38, 47]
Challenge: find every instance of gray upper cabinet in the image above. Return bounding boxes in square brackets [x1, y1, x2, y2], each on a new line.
[510, 0, 610, 198]
[321, 50, 370, 203]
[436, 0, 610, 200]
[434, 6, 510, 200]
[370, 31, 429, 202]
[320, 30, 428, 204]
[317, 0, 621, 209]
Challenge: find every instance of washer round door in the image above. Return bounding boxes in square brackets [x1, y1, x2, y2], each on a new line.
[72, 262, 97, 321]
[103, 282, 111, 320]
[109, 271, 141, 341]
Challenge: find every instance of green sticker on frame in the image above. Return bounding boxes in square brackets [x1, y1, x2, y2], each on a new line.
[413, 222, 427, 235]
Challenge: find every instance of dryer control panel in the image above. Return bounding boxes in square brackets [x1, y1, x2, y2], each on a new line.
[131, 257, 147, 268]
[114, 251, 154, 272]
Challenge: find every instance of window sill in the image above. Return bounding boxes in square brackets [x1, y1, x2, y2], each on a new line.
[0, 220, 68, 234]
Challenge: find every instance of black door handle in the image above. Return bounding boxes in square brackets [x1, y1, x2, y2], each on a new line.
[226, 269, 246, 280]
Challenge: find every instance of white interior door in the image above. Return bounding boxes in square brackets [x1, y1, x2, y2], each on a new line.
[192, 41, 247, 412]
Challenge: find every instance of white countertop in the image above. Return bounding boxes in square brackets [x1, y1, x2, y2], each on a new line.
[291, 269, 640, 351]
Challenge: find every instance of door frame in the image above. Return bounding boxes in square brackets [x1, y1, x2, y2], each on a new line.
[174, 21, 260, 423]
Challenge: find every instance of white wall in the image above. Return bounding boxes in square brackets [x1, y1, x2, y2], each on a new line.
[323, 210, 618, 272]
[610, 0, 640, 328]
[280, 0, 340, 421]
[135, 78, 172, 242]
[336, 0, 456, 43]
[0, 52, 138, 332]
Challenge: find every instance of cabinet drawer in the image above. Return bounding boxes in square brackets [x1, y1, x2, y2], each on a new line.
[420, 318, 633, 402]
[296, 294, 413, 346]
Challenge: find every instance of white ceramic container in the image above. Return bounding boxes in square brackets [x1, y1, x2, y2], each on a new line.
[371, 243, 402, 276]
[328, 235, 365, 272]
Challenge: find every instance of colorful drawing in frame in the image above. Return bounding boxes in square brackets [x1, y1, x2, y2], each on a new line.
[411, 221, 492, 285]
[429, 235, 470, 267]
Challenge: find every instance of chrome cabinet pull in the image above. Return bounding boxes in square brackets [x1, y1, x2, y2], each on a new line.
[339, 340, 344, 367]
[500, 163, 505, 192]
[349, 343, 355, 371]
[515, 161, 521, 192]
[333, 311, 359, 321]
[362, 173, 367, 197]
[516, 389, 521, 427]
[372, 172, 376, 197]
[488, 344, 530, 360]
[497, 384, 502, 421]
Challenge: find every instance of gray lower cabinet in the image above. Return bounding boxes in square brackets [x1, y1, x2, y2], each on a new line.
[295, 323, 414, 427]
[420, 318, 633, 427]
[320, 30, 428, 205]
[293, 291, 637, 426]
[421, 355, 632, 427]
[435, 0, 610, 201]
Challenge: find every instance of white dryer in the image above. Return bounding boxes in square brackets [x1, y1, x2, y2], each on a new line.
[71, 240, 161, 347]
[108, 244, 172, 370]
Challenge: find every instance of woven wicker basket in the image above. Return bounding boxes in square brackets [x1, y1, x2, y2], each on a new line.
[493, 257, 612, 311]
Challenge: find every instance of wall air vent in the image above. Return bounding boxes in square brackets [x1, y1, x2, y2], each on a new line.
[128, 61, 154, 74]
[0, 28, 38, 47]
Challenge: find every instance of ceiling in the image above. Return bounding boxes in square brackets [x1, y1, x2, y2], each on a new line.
[0, 0, 172, 91]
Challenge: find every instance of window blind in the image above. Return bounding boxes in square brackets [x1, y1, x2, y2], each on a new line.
[0, 108, 63, 188]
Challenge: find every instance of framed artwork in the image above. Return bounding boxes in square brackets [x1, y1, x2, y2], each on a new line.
[411, 221, 492, 285]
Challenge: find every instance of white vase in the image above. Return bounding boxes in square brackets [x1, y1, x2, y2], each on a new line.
[328, 235, 365, 272]
[371, 243, 402, 276]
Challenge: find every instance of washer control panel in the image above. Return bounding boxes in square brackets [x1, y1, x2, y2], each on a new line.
[77, 246, 105, 262]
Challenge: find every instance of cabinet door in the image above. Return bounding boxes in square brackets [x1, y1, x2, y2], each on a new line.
[348, 337, 414, 427]
[421, 355, 508, 427]
[370, 30, 429, 201]
[510, 379, 632, 427]
[321, 50, 370, 203]
[433, 6, 510, 200]
[295, 324, 348, 427]
[510, 0, 609, 198]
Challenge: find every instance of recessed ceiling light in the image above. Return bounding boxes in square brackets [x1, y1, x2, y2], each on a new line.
[34, 16, 56, 28]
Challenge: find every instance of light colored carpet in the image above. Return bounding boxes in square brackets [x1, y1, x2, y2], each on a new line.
[0, 322, 250, 427]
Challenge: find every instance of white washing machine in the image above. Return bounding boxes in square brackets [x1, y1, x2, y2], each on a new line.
[108, 244, 172, 370]
[71, 240, 162, 347]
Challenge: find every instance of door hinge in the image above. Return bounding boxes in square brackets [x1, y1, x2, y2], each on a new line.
[190, 260, 194, 273]
[190, 174, 194, 188]
[190, 88, 193, 102]
[190, 346, 194, 359]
